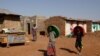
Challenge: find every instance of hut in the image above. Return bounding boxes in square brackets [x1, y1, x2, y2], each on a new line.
[0, 8, 21, 32]
[64, 19, 92, 36]
[21, 16, 47, 36]
[0, 9, 25, 47]
[45, 16, 66, 35]
[45, 16, 92, 36]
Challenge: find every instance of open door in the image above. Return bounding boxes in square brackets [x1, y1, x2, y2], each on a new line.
[27, 23, 30, 34]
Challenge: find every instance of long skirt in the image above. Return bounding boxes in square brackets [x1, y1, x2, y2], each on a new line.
[47, 42, 56, 56]
[32, 29, 37, 41]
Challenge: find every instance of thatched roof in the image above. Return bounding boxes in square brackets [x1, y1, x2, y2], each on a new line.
[0, 8, 20, 16]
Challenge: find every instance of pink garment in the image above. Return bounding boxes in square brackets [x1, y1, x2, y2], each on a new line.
[47, 42, 56, 56]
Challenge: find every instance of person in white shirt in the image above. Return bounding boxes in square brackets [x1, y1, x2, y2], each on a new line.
[32, 24, 37, 41]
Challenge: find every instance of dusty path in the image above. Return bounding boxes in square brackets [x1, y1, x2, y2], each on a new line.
[0, 34, 100, 56]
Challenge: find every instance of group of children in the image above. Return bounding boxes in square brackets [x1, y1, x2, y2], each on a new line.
[32, 24, 84, 56]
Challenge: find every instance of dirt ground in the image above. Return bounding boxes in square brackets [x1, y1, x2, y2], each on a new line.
[0, 33, 100, 56]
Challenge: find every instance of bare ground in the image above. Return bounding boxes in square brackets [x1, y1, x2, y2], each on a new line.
[0, 33, 100, 56]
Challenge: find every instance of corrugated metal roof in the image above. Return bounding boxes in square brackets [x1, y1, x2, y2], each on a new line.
[0, 8, 20, 16]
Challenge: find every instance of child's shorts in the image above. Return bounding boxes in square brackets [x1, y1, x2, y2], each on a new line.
[75, 41, 82, 48]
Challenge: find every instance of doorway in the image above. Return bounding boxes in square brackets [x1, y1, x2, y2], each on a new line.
[27, 23, 30, 34]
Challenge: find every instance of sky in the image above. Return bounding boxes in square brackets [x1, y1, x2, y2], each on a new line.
[0, 0, 100, 21]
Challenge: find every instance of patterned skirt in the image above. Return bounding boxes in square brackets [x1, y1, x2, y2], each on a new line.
[47, 42, 56, 56]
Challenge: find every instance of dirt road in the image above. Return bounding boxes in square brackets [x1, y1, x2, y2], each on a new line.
[0, 34, 100, 56]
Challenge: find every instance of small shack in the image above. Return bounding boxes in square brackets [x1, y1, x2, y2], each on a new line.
[0, 8, 21, 31]
[0, 9, 25, 47]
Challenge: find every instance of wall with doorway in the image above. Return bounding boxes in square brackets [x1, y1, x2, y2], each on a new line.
[65, 21, 87, 36]
[92, 22, 100, 32]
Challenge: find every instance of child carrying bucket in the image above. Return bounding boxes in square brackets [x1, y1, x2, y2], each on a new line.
[47, 25, 60, 56]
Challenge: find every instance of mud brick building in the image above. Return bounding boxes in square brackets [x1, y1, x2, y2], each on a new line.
[45, 16, 66, 35]
[45, 16, 92, 36]
[31, 16, 47, 36]
[20, 16, 32, 34]
[21, 16, 47, 36]
[0, 8, 21, 32]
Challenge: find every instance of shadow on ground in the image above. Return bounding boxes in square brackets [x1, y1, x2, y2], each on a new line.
[0, 43, 25, 48]
[60, 48, 77, 54]
[38, 49, 47, 56]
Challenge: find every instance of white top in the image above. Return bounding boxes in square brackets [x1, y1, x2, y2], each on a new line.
[49, 31, 56, 42]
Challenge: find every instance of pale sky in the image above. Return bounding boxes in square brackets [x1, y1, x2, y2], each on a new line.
[0, 0, 100, 21]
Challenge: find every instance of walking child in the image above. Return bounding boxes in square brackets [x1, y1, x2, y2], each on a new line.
[75, 28, 84, 55]
[47, 27, 56, 56]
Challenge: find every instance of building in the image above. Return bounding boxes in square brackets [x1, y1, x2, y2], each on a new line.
[0, 8, 21, 32]
[45, 16, 92, 36]
[92, 21, 100, 32]
[65, 19, 87, 36]
[45, 16, 66, 35]
[20, 16, 33, 34]
[31, 16, 47, 36]
[21, 16, 47, 36]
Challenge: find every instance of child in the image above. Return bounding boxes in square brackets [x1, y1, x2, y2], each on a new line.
[32, 24, 37, 41]
[47, 27, 56, 56]
[75, 28, 84, 55]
